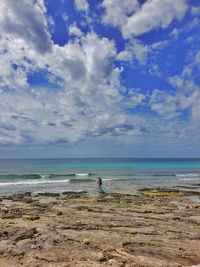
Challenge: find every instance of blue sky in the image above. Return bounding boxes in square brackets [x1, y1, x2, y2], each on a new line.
[0, 0, 200, 158]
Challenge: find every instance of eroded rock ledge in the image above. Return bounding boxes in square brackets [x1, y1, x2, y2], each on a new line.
[0, 188, 200, 266]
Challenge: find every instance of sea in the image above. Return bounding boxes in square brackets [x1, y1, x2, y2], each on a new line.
[0, 158, 200, 197]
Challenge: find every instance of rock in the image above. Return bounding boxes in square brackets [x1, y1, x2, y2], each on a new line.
[12, 228, 38, 243]
[62, 191, 87, 198]
[1, 207, 22, 219]
[108, 259, 125, 267]
[82, 239, 90, 245]
[36, 192, 60, 197]
[9, 192, 32, 201]
[1, 188, 200, 266]
[187, 215, 200, 225]
[57, 211, 63, 215]
[23, 198, 34, 203]
[22, 214, 40, 220]
[99, 257, 107, 262]
[0, 231, 9, 238]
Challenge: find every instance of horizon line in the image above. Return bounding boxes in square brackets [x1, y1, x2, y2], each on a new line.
[0, 157, 200, 160]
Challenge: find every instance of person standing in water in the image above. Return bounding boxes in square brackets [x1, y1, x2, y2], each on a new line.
[96, 176, 104, 193]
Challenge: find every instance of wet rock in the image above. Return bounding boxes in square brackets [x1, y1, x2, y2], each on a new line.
[8, 192, 32, 201]
[36, 192, 60, 197]
[23, 197, 34, 203]
[138, 187, 200, 197]
[12, 228, 38, 244]
[62, 191, 87, 199]
[1, 207, 22, 219]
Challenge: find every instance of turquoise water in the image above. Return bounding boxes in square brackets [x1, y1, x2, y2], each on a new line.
[0, 158, 200, 196]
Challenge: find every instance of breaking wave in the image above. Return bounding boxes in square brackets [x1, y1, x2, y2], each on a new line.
[177, 173, 200, 181]
[0, 179, 70, 187]
[0, 173, 96, 180]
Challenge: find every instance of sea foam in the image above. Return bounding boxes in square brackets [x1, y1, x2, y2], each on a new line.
[0, 179, 70, 187]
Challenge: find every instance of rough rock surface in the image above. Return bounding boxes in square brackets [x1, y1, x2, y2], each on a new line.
[0, 188, 200, 266]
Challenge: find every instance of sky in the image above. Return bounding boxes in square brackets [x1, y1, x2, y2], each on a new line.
[0, 0, 200, 158]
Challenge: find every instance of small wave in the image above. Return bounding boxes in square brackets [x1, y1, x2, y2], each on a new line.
[0, 179, 70, 187]
[61, 173, 90, 177]
[56, 173, 96, 177]
[0, 174, 43, 179]
[75, 173, 90, 176]
[177, 174, 200, 181]
[0, 172, 96, 179]
[75, 173, 95, 176]
[179, 178, 199, 181]
[104, 178, 134, 182]
[176, 173, 200, 177]
[152, 174, 176, 177]
[104, 178, 125, 181]
[69, 178, 94, 183]
[40, 174, 51, 178]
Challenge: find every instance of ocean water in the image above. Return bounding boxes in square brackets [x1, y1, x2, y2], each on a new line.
[0, 158, 200, 196]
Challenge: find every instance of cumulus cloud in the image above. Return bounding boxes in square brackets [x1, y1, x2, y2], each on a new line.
[168, 49, 200, 92]
[0, 0, 52, 54]
[0, 0, 199, 153]
[102, 0, 139, 27]
[0, 11, 130, 146]
[102, 0, 188, 38]
[149, 49, 200, 129]
[44, 32, 119, 93]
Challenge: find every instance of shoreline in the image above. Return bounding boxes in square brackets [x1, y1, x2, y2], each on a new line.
[1, 187, 200, 266]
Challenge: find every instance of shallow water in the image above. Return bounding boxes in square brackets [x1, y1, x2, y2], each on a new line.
[0, 158, 200, 196]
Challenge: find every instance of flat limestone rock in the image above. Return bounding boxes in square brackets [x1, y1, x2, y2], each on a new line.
[0, 189, 200, 266]
[187, 215, 200, 225]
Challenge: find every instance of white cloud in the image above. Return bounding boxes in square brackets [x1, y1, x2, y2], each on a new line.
[102, 0, 188, 38]
[68, 23, 83, 37]
[117, 38, 168, 66]
[124, 88, 146, 108]
[150, 49, 200, 125]
[0, 0, 199, 152]
[102, 0, 139, 27]
[74, 0, 89, 12]
[185, 17, 200, 31]
[168, 49, 200, 92]
[0, 0, 52, 53]
[149, 87, 200, 144]
[116, 50, 132, 61]
[170, 28, 182, 39]
[0, 14, 131, 146]
[62, 13, 69, 22]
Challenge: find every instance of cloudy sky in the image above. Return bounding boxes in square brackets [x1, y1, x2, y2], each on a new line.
[0, 0, 200, 158]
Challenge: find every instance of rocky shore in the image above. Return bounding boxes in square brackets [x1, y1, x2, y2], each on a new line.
[1, 187, 200, 267]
